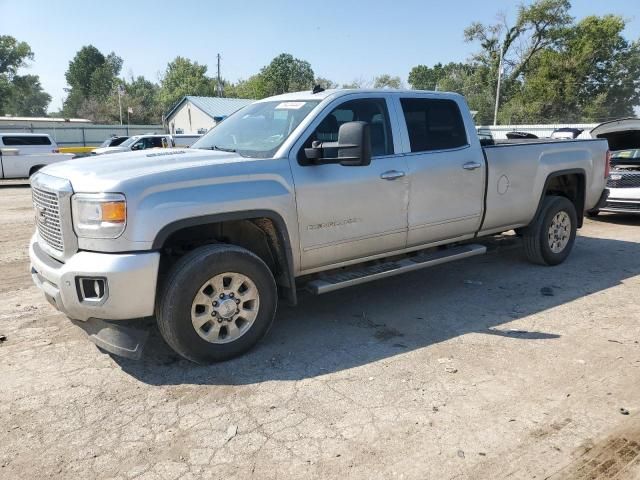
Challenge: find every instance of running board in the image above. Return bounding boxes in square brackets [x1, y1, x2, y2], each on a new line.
[306, 244, 487, 295]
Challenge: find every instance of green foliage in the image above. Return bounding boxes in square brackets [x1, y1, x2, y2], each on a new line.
[259, 53, 314, 96]
[408, 63, 467, 90]
[5, 75, 51, 116]
[373, 74, 402, 89]
[0, 35, 50, 115]
[158, 57, 216, 111]
[226, 53, 315, 99]
[63, 45, 123, 118]
[123, 76, 162, 124]
[314, 77, 338, 89]
[228, 75, 268, 99]
[412, 0, 640, 124]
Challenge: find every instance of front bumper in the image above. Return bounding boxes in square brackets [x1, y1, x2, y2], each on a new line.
[599, 187, 640, 214]
[29, 234, 160, 322]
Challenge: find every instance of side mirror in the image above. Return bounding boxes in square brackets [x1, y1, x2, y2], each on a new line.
[305, 121, 372, 167]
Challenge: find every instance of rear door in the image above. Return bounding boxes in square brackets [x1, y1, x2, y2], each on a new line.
[289, 94, 409, 271]
[395, 95, 485, 246]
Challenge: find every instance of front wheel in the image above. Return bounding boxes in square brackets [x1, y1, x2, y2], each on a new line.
[156, 244, 277, 363]
[523, 196, 577, 266]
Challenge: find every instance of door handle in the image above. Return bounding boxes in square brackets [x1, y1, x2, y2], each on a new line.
[380, 170, 406, 180]
[463, 162, 482, 170]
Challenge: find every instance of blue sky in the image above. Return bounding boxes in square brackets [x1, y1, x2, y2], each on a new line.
[1, 0, 638, 112]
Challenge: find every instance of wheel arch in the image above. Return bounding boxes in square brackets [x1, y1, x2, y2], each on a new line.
[153, 210, 297, 305]
[534, 168, 586, 228]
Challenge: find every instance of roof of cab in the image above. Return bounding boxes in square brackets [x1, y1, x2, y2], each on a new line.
[256, 88, 461, 103]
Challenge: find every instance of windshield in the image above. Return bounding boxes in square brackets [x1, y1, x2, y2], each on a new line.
[119, 136, 141, 148]
[192, 100, 320, 158]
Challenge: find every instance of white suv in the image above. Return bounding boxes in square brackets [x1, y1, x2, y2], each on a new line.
[0, 133, 59, 154]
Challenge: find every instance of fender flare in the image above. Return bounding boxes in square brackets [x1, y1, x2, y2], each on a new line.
[152, 209, 297, 304]
[532, 168, 586, 228]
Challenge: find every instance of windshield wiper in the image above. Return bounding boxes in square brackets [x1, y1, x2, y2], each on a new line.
[209, 145, 237, 153]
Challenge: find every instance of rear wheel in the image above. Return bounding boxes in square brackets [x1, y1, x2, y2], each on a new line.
[523, 196, 577, 266]
[156, 244, 277, 363]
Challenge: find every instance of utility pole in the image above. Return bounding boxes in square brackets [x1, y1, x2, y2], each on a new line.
[216, 53, 222, 97]
[117, 84, 124, 126]
[493, 47, 504, 126]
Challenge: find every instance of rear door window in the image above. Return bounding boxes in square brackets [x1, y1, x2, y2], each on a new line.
[2, 135, 52, 146]
[400, 98, 467, 152]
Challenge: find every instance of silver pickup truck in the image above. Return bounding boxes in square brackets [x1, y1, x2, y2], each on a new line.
[28, 89, 610, 363]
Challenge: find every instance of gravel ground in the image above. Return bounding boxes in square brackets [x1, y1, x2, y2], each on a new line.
[1, 181, 639, 480]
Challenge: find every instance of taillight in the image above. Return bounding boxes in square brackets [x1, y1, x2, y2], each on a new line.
[605, 150, 611, 178]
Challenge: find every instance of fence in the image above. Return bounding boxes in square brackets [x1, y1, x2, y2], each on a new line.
[0, 124, 165, 147]
[478, 123, 599, 140]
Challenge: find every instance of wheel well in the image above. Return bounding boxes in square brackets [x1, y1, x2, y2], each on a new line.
[158, 217, 295, 303]
[29, 165, 43, 176]
[544, 172, 585, 227]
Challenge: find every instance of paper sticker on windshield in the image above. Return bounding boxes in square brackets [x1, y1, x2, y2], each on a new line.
[275, 101, 306, 110]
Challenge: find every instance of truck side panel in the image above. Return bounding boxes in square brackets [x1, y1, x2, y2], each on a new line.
[480, 140, 608, 234]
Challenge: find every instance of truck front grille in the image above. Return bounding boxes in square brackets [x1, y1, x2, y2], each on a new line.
[607, 172, 640, 188]
[32, 187, 64, 251]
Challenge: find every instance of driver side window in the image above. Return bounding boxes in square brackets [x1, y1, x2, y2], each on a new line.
[298, 98, 393, 165]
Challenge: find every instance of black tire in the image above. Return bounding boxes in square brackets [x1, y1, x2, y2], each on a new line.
[156, 244, 277, 363]
[523, 196, 577, 266]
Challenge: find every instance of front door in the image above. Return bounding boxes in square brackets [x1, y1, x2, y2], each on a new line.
[290, 95, 409, 271]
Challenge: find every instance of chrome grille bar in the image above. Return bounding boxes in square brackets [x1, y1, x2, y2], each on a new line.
[32, 186, 64, 251]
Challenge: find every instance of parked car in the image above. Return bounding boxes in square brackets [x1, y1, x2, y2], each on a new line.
[0, 133, 60, 154]
[506, 131, 539, 140]
[98, 136, 130, 148]
[28, 89, 609, 362]
[0, 133, 73, 178]
[91, 134, 174, 155]
[551, 128, 584, 140]
[589, 118, 640, 215]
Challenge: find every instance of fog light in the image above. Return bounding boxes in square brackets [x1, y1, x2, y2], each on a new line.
[77, 277, 108, 303]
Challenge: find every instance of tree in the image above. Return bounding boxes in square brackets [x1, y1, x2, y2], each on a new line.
[63, 45, 122, 117]
[0, 35, 50, 115]
[341, 77, 371, 89]
[228, 75, 268, 99]
[449, 0, 640, 123]
[314, 77, 338, 89]
[158, 56, 216, 110]
[408, 63, 468, 90]
[373, 74, 402, 89]
[259, 53, 314, 96]
[122, 76, 162, 124]
[5, 75, 51, 116]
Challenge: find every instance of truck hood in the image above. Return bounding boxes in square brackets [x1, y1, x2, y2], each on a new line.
[591, 118, 640, 151]
[40, 148, 251, 192]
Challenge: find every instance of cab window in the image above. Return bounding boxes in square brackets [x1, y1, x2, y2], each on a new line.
[299, 98, 393, 165]
[400, 98, 467, 152]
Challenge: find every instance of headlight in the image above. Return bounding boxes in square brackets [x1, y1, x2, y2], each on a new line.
[72, 193, 126, 239]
